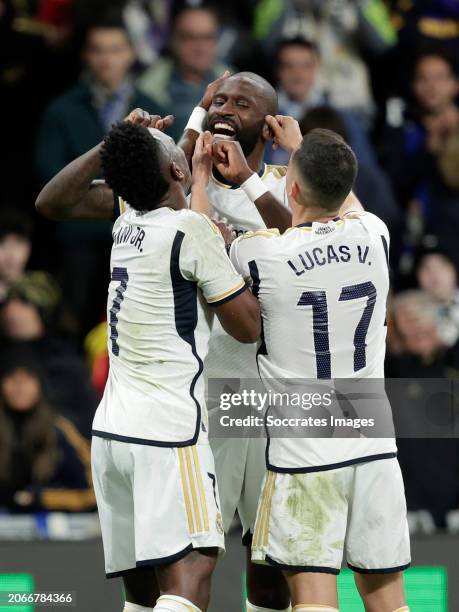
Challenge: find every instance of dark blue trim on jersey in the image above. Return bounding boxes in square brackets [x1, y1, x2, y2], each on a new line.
[136, 544, 194, 568]
[381, 234, 389, 267]
[296, 216, 340, 228]
[265, 556, 340, 575]
[212, 164, 266, 190]
[106, 566, 139, 579]
[92, 429, 198, 448]
[207, 283, 248, 307]
[348, 562, 411, 575]
[265, 448, 397, 474]
[170, 230, 203, 446]
[249, 260, 267, 361]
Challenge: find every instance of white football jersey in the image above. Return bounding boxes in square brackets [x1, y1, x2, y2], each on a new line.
[92, 205, 245, 446]
[205, 165, 288, 382]
[230, 212, 397, 472]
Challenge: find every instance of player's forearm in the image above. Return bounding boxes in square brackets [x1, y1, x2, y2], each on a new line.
[35, 143, 104, 220]
[340, 191, 365, 217]
[190, 183, 210, 216]
[178, 129, 200, 167]
[253, 192, 292, 232]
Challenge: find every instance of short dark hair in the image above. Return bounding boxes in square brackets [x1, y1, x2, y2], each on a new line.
[276, 37, 318, 65]
[0, 212, 33, 242]
[293, 129, 358, 210]
[101, 122, 169, 212]
[413, 48, 458, 79]
[299, 106, 348, 142]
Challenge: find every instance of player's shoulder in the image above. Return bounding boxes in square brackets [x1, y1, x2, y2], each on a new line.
[232, 228, 280, 258]
[344, 211, 389, 236]
[175, 209, 221, 237]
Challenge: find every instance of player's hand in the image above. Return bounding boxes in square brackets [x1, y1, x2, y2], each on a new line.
[192, 131, 213, 187]
[199, 70, 231, 110]
[212, 139, 253, 185]
[212, 218, 236, 246]
[124, 108, 175, 132]
[265, 114, 303, 153]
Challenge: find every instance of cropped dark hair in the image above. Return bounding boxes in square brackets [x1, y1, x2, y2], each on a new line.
[0, 211, 33, 242]
[101, 122, 169, 212]
[276, 37, 318, 64]
[294, 129, 357, 210]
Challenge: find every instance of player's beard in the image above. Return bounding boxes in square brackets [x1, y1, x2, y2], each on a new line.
[237, 119, 265, 157]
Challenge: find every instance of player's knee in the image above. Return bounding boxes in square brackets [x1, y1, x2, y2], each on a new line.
[246, 566, 290, 610]
[153, 595, 202, 611]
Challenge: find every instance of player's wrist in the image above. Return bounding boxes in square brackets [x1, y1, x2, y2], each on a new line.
[185, 107, 208, 134]
[240, 172, 269, 202]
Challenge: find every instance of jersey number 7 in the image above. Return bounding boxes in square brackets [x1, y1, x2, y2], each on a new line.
[109, 267, 129, 356]
[298, 281, 377, 378]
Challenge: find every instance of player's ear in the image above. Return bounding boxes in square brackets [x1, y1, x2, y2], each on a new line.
[290, 180, 301, 202]
[170, 160, 185, 181]
[262, 120, 272, 142]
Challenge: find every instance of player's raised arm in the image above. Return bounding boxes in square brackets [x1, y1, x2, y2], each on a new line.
[178, 70, 231, 165]
[35, 109, 174, 220]
[189, 131, 214, 216]
[212, 139, 292, 232]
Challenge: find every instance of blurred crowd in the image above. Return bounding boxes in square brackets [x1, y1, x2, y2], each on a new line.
[1, 0, 459, 528]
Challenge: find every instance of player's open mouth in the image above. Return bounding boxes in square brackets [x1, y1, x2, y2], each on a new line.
[212, 122, 237, 140]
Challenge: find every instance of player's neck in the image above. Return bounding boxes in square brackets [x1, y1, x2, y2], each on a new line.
[158, 184, 187, 211]
[292, 208, 339, 227]
[246, 142, 266, 174]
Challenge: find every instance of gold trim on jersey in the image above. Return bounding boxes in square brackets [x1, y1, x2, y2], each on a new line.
[207, 280, 245, 304]
[238, 228, 280, 242]
[197, 212, 220, 234]
[119, 197, 128, 214]
[253, 471, 276, 547]
[265, 164, 288, 179]
[178, 447, 209, 535]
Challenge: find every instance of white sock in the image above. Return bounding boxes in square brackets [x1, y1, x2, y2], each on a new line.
[124, 603, 153, 612]
[293, 606, 338, 612]
[247, 601, 291, 611]
[153, 595, 201, 611]
[393, 608, 410, 612]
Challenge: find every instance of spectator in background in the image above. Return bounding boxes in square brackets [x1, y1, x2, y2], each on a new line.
[380, 51, 459, 272]
[252, 0, 396, 126]
[266, 37, 376, 167]
[380, 51, 459, 207]
[35, 19, 161, 340]
[0, 213, 33, 302]
[0, 273, 98, 437]
[35, 18, 161, 182]
[137, 6, 228, 141]
[0, 346, 95, 513]
[415, 247, 459, 367]
[386, 290, 459, 527]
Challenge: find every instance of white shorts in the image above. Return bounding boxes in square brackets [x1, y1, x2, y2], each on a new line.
[252, 458, 411, 574]
[91, 436, 225, 577]
[210, 436, 266, 541]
